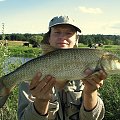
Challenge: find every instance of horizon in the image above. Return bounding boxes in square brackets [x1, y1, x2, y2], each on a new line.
[0, 0, 120, 35]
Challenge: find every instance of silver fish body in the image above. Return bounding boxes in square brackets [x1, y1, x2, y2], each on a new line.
[0, 48, 120, 107]
[1, 48, 120, 90]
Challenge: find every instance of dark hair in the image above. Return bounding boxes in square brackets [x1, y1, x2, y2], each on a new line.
[41, 30, 51, 44]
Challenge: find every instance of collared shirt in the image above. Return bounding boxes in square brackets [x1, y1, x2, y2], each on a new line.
[17, 80, 105, 120]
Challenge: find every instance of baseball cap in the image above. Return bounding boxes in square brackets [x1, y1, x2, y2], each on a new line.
[49, 15, 81, 33]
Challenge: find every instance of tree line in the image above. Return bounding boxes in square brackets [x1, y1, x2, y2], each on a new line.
[79, 34, 120, 45]
[0, 33, 120, 46]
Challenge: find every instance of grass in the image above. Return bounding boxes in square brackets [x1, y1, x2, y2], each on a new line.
[0, 42, 120, 119]
[1, 40, 42, 57]
[8, 46, 42, 57]
[0, 87, 18, 120]
[99, 74, 120, 120]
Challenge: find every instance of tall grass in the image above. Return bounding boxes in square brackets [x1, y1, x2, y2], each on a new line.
[0, 45, 120, 120]
[0, 46, 20, 120]
[0, 87, 18, 120]
[99, 74, 120, 120]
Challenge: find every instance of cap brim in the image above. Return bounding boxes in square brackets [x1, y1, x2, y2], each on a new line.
[49, 23, 81, 33]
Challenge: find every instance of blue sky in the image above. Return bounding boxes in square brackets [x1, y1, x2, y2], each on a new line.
[0, 0, 120, 35]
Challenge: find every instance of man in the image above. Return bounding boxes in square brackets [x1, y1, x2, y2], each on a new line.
[18, 15, 106, 120]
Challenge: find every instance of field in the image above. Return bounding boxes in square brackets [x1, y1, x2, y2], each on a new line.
[0, 41, 120, 120]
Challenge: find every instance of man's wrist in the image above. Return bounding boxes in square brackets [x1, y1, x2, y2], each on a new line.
[33, 103, 48, 116]
[33, 99, 49, 115]
[83, 90, 98, 111]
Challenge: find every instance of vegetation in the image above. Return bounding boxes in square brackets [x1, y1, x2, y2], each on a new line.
[99, 74, 120, 120]
[0, 33, 120, 46]
[0, 33, 44, 47]
[0, 40, 42, 57]
[0, 40, 120, 119]
[0, 46, 19, 120]
[79, 34, 120, 45]
[8, 46, 42, 57]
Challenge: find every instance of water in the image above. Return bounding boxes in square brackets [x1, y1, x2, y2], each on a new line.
[3, 57, 32, 74]
[6, 57, 32, 64]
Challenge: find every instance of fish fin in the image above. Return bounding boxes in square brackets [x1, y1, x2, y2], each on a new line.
[95, 56, 106, 73]
[0, 94, 9, 108]
[40, 44, 57, 54]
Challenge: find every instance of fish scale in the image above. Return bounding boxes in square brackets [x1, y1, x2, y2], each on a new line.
[0, 48, 120, 108]
[0, 48, 115, 86]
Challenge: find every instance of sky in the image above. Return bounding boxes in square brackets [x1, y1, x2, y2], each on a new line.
[0, 0, 120, 35]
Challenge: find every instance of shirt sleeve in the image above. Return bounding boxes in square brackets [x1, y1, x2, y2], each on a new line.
[17, 82, 48, 120]
[79, 96, 105, 120]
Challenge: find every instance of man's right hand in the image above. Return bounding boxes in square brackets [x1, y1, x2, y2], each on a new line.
[29, 72, 56, 115]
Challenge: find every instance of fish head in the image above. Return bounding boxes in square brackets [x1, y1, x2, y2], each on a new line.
[101, 53, 120, 74]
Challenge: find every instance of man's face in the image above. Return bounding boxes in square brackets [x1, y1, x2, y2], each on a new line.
[49, 24, 77, 48]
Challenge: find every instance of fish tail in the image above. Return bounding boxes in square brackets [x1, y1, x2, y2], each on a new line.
[0, 95, 9, 108]
[0, 81, 10, 96]
[0, 82, 11, 108]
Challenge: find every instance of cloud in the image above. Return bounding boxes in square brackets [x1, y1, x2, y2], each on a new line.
[104, 21, 120, 30]
[0, 0, 5, 1]
[79, 6, 103, 14]
[102, 21, 120, 35]
[110, 21, 120, 29]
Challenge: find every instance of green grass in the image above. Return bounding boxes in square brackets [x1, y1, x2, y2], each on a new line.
[99, 74, 120, 120]
[8, 46, 42, 57]
[0, 87, 18, 120]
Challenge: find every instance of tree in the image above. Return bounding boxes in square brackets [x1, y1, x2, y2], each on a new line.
[28, 35, 43, 47]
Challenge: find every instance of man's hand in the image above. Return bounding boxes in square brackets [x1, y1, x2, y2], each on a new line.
[82, 69, 107, 93]
[29, 72, 56, 115]
[82, 69, 107, 111]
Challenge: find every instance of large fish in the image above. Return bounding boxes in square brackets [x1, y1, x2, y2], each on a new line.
[0, 48, 120, 107]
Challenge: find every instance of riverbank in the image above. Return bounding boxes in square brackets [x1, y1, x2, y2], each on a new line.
[8, 43, 120, 57]
[8, 46, 42, 57]
[1, 40, 120, 57]
[1, 40, 42, 57]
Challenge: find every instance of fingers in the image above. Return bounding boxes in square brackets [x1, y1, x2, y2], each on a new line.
[30, 72, 42, 90]
[82, 70, 107, 91]
[29, 72, 56, 100]
[83, 70, 107, 82]
[84, 68, 93, 76]
[93, 70, 107, 79]
[37, 76, 56, 99]
[83, 78, 103, 90]
[32, 75, 55, 95]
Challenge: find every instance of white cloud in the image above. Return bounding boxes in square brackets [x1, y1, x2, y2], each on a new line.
[102, 21, 120, 35]
[104, 21, 120, 30]
[79, 6, 103, 14]
[0, 0, 5, 1]
[110, 21, 120, 29]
